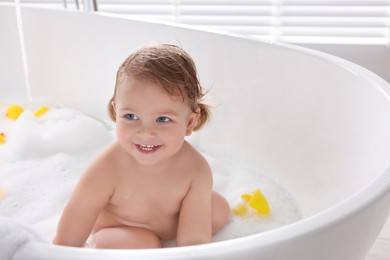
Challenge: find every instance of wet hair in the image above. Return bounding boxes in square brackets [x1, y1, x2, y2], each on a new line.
[108, 43, 210, 131]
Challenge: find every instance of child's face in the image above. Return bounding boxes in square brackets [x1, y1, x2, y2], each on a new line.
[114, 76, 199, 167]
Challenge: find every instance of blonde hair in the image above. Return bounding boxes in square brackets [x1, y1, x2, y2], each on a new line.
[108, 44, 210, 131]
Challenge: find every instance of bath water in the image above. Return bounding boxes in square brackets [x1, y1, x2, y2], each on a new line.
[0, 106, 301, 244]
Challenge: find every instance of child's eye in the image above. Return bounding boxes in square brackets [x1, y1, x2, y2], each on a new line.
[156, 116, 171, 123]
[124, 113, 139, 120]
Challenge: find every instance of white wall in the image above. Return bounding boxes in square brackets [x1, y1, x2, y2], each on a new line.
[0, 5, 26, 101]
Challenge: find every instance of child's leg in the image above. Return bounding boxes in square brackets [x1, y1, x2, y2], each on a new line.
[93, 226, 162, 249]
[211, 191, 231, 235]
[92, 193, 229, 249]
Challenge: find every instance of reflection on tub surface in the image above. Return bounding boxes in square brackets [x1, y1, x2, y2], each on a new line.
[0, 105, 301, 245]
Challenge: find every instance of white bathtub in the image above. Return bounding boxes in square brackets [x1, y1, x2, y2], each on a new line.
[2, 4, 390, 260]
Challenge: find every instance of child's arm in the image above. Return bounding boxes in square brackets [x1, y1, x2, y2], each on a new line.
[176, 163, 213, 247]
[53, 159, 114, 247]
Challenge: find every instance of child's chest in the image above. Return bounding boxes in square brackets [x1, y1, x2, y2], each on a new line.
[108, 172, 191, 222]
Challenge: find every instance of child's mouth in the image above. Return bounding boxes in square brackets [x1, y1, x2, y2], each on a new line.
[136, 144, 161, 153]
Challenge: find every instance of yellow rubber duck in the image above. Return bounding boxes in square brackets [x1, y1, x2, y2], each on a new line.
[5, 105, 49, 119]
[34, 106, 49, 117]
[247, 189, 270, 215]
[6, 105, 24, 120]
[233, 188, 270, 216]
[0, 133, 5, 144]
[232, 203, 248, 216]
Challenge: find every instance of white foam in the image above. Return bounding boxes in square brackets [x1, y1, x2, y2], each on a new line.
[0, 106, 301, 244]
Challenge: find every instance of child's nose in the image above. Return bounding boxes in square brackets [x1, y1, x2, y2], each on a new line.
[137, 123, 156, 137]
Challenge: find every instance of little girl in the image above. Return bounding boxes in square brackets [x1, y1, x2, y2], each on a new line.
[53, 44, 230, 249]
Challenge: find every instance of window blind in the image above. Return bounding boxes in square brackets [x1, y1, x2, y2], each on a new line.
[18, 0, 64, 9]
[276, 0, 390, 45]
[11, 0, 390, 45]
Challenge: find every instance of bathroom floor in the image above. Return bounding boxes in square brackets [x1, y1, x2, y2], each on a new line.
[366, 216, 390, 260]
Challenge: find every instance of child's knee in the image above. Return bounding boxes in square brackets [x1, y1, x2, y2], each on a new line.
[92, 229, 110, 248]
[138, 229, 163, 249]
[93, 227, 162, 249]
[211, 192, 231, 234]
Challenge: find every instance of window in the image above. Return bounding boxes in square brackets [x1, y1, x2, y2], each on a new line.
[11, 0, 390, 45]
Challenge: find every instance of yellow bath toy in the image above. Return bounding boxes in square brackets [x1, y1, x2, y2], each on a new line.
[34, 106, 49, 117]
[233, 188, 270, 216]
[241, 193, 252, 202]
[247, 189, 270, 215]
[232, 203, 248, 216]
[0, 133, 5, 144]
[6, 105, 24, 120]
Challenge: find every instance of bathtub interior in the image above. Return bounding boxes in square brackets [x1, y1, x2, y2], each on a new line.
[2, 4, 390, 227]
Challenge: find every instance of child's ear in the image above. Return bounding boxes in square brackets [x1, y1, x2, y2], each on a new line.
[109, 99, 117, 121]
[111, 100, 116, 112]
[185, 108, 200, 136]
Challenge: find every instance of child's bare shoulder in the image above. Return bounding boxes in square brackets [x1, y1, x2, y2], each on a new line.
[182, 141, 211, 176]
[72, 143, 119, 198]
[84, 142, 122, 177]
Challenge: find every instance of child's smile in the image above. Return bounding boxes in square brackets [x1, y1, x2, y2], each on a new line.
[136, 144, 162, 153]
